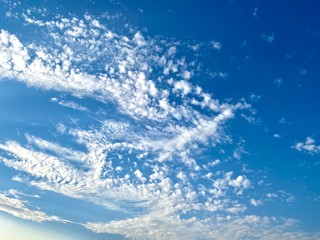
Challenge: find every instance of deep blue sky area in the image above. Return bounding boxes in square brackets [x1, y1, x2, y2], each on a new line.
[0, 0, 319, 239]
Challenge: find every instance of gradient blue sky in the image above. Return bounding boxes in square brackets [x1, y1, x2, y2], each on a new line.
[0, 0, 319, 239]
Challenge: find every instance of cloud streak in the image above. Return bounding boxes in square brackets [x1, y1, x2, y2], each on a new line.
[0, 191, 68, 223]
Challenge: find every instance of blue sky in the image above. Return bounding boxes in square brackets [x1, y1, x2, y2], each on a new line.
[0, 0, 319, 239]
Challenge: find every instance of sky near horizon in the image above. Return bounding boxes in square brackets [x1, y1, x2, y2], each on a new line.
[0, 0, 319, 239]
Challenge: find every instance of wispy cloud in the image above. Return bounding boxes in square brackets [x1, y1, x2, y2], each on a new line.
[85, 214, 320, 240]
[0, 192, 68, 223]
[266, 190, 295, 203]
[50, 97, 88, 111]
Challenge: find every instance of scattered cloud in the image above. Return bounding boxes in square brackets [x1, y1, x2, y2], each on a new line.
[0, 4, 318, 240]
[232, 139, 249, 160]
[207, 159, 221, 168]
[253, 7, 258, 18]
[262, 32, 275, 43]
[209, 71, 228, 79]
[273, 77, 284, 90]
[299, 69, 307, 78]
[250, 198, 263, 207]
[293, 137, 320, 155]
[211, 41, 222, 50]
[273, 133, 281, 138]
[266, 190, 295, 203]
[279, 117, 289, 124]
[249, 94, 263, 102]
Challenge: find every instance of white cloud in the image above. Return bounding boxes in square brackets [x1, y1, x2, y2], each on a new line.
[25, 134, 88, 163]
[273, 78, 284, 90]
[0, 192, 68, 223]
[273, 133, 281, 138]
[207, 159, 221, 168]
[167, 46, 177, 56]
[85, 210, 204, 240]
[279, 117, 289, 124]
[144, 108, 237, 164]
[262, 32, 275, 43]
[250, 198, 263, 207]
[0, 29, 30, 76]
[190, 43, 201, 52]
[293, 137, 320, 155]
[0, 12, 251, 132]
[133, 31, 146, 47]
[266, 191, 295, 203]
[229, 175, 250, 189]
[211, 41, 222, 50]
[6, 189, 40, 199]
[0, 7, 317, 240]
[0, 126, 252, 227]
[232, 139, 248, 160]
[134, 169, 146, 182]
[0, 16, 254, 230]
[253, 7, 258, 18]
[85, 214, 320, 240]
[173, 80, 192, 96]
[50, 97, 88, 111]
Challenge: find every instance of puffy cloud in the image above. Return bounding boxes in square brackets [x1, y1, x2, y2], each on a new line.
[293, 137, 320, 154]
[173, 80, 192, 96]
[211, 172, 250, 197]
[211, 41, 222, 50]
[250, 198, 263, 207]
[0, 29, 30, 76]
[207, 159, 221, 168]
[229, 175, 250, 189]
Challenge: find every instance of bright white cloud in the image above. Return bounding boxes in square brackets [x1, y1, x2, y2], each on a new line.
[173, 80, 192, 96]
[293, 137, 320, 154]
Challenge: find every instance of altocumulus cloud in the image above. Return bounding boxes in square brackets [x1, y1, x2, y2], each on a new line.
[0, 2, 319, 240]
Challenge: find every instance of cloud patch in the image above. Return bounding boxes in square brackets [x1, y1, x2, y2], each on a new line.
[293, 137, 320, 155]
